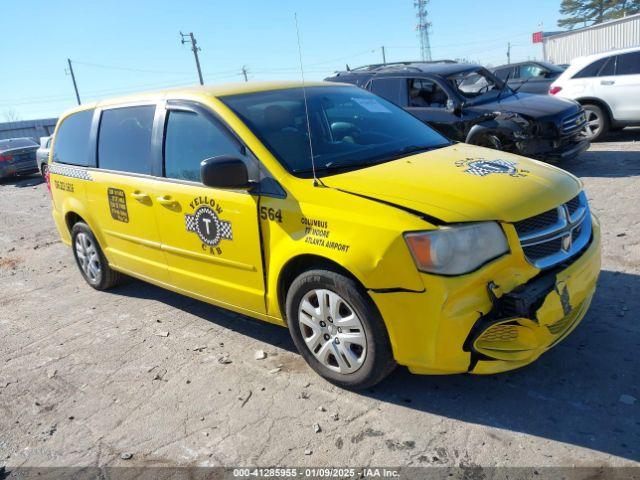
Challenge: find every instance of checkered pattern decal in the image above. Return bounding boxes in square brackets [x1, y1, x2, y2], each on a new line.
[185, 206, 233, 247]
[49, 163, 93, 181]
[218, 221, 233, 240]
[185, 215, 233, 239]
[464, 159, 517, 176]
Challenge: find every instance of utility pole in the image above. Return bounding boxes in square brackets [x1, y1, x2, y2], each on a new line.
[507, 42, 511, 64]
[241, 65, 249, 82]
[180, 31, 204, 85]
[381, 46, 387, 64]
[414, 0, 432, 61]
[67, 58, 81, 105]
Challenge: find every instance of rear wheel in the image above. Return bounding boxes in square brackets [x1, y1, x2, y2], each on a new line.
[71, 222, 122, 290]
[41, 163, 48, 178]
[581, 104, 609, 142]
[285, 269, 396, 389]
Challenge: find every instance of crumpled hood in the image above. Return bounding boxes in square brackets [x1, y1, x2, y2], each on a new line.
[470, 92, 580, 119]
[323, 143, 581, 223]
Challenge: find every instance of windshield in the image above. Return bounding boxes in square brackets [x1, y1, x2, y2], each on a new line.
[448, 68, 509, 103]
[0, 138, 38, 151]
[220, 86, 450, 177]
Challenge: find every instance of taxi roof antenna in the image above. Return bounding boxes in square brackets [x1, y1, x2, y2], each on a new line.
[294, 13, 325, 187]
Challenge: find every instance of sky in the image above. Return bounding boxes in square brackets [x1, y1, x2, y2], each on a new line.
[1, 0, 563, 121]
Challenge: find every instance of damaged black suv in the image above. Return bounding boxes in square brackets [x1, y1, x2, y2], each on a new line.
[325, 62, 589, 160]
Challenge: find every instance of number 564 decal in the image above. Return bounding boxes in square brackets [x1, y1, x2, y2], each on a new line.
[260, 206, 283, 223]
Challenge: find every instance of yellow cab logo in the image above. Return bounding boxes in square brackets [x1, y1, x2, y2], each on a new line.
[184, 196, 233, 255]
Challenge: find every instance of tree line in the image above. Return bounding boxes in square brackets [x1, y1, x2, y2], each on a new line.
[559, 0, 640, 28]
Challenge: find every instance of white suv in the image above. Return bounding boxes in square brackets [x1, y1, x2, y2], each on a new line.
[550, 47, 640, 141]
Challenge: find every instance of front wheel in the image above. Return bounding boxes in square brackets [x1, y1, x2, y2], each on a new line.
[470, 133, 503, 151]
[581, 104, 609, 142]
[285, 269, 396, 389]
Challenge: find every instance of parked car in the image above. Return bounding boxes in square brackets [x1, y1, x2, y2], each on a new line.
[326, 62, 589, 161]
[37, 135, 53, 176]
[492, 61, 566, 94]
[550, 46, 640, 141]
[0, 137, 39, 180]
[48, 82, 599, 388]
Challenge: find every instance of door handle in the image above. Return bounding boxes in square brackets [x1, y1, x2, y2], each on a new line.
[600, 80, 615, 85]
[130, 191, 150, 201]
[156, 195, 178, 206]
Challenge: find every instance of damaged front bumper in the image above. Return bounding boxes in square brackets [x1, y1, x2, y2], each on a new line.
[370, 216, 601, 375]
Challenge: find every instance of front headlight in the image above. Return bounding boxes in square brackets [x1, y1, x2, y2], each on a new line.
[404, 222, 509, 275]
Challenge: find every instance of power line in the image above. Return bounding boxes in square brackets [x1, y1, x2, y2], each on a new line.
[71, 60, 195, 76]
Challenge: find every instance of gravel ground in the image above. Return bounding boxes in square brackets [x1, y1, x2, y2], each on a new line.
[0, 131, 639, 469]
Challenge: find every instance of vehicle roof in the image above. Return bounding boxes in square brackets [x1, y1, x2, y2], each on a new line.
[567, 45, 640, 69]
[330, 61, 480, 78]
[59, 81, 349, 118]
[492, 60, 558, 69]
[557, 45, 640, 80]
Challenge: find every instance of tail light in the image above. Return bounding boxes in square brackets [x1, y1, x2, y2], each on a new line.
[0, 154, 13, 162]
[549, 86, 562, 95]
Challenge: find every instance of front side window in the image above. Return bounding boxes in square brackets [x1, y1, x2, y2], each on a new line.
[98, 105, 155, 174]
[408, 79, 449, 108]
[164, 110, 240, 181]
[52, 109, 94, 166]
[616, 51, 640, 76]
[220, 86, 450, 177]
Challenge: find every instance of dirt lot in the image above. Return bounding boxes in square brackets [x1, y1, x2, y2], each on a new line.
[1, 131, 639, 469]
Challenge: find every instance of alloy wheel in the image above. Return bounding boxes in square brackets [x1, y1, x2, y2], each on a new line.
[581, 108, 603, 140]
[298, 289, 367, 374]
[75, 232, 102, 283]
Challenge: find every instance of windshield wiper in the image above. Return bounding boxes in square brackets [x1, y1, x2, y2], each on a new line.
[497, 71, 513, 101]
[292, 144, 450, 176]
[512, 76, 534, 94]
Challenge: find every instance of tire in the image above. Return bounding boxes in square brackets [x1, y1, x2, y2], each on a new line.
[71, 222, 122, 290]
[581, 104, 609, 142]
[41, 163, 48, 178]
[470, 133, 503, 151]
[285, 269, 396, 389]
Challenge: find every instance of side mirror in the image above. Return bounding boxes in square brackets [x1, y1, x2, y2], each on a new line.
[446, 99, 462, 115]
[200, 156, 251, 189]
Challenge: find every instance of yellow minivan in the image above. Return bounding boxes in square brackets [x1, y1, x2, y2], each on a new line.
[48, 82, 600, 388]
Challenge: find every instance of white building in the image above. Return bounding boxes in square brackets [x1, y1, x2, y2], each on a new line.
[543, 13, 640, 65]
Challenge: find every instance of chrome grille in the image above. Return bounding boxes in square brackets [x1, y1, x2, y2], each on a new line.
[516, 192, 592, 269]
[561, 110, 587, 136]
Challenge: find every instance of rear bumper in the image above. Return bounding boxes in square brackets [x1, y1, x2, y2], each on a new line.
[0, 161, 38, 178]
[370, 217, 601, 375]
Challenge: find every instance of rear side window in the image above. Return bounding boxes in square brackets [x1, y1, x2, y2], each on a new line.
[367, 78, 406, 106]
[572, 57, 612, 78]
[98, 105, 155, 174]
[616, 51, 640, 75]
[164, 110, 240, 181]
[52, 109, 94, 166]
